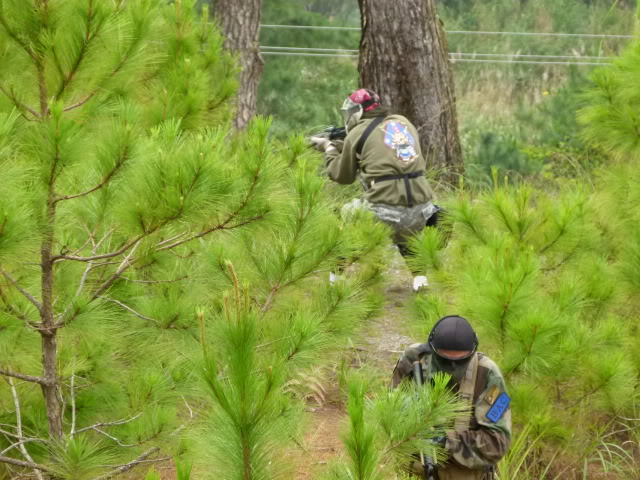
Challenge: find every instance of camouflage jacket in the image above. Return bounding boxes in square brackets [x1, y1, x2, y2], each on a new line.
[324, 113, 434, 207]
[391, 344, 512, 471]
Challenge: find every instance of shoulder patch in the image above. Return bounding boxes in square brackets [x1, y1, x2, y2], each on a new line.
[382, 121, 418, 164]
[486, 392, 511, 423]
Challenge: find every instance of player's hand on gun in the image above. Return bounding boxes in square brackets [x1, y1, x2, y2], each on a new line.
[429, 435, 447, 449]
[309, 126, 346, 153]
[310, 136, 333, 152]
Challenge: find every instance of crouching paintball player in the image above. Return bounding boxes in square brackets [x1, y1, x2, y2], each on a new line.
[391, 315, 512, 479]
[310, 89, 439, 292]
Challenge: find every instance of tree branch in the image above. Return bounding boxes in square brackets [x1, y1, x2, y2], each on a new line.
[0, 369, 48, 386]
[90, 241, 141, 301]
[0, 83, 40, 119]
[52, 236, 142, 263]
[64, 23, 146, 113]
[58, 241, 143, 327]
[121, 275, 188, 285]
[170, 396, 196, 437]
[73, 413, 142, 435]
[0, 438, 44, 456]
[6, 378, 45, 480]
[91, 447, 160, 480]
[68, 225, 108, 257]
[0, 455, 53, 474]
[97, 296, 159, 325]
[157, 167, 264, 251]
[157, 214, 266, 252]
[155, 231, 188, 248]
[91, 428, 136, 448]
[63, 93, 98, 112]
[0, 12, 37, 62]
[53, 161, 124, 203]
[0, 284, 34, 326]
[57, 230, 113, 323]
[0, 428, 20, 440]
[0, 428, 48, 446]
[0, 269, 43, 314]
[55, 0, 104, 99]
[70, 374, 77, 435]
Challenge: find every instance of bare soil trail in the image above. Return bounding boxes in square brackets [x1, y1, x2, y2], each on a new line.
[293, 250, 418, 479]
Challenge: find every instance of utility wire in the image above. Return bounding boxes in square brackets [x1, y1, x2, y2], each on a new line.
[260, 24, 634, 39]
[449, 53, 610, 61]
[260, 51, 612, 66]
[261, 46, 612, 61]
[449, 30, 633, 39]
[261, 51, 357, 58]
[262, 24, 359, 31]
[450, 58, 611, 66]
[261, 46, 358, 53]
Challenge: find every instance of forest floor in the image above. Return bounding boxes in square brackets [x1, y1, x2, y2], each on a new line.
[292, 248, 417, 479]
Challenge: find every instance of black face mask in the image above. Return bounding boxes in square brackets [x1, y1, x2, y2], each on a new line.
[432, 354, 473, 384]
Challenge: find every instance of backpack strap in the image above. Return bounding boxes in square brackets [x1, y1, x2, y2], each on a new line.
[454, 352, 479, 434]
[473, 353, 489, 404]
[355, 116, 385, 159]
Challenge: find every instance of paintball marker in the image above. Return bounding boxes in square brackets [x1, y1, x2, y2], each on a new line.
[325, 125, 347, 141]
[310, 125, 347, 143]
[413, 361, 438, 480]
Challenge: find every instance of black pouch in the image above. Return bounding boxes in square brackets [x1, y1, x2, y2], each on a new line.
[426, 205, 443, 228]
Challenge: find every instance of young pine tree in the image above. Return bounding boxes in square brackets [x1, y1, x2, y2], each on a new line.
[187, 155, 391, 477]
[0, 0, 270, 477]
[323, 373, 464, 480]
[0, 1, 392, 478]
[407, 179, 639, 477]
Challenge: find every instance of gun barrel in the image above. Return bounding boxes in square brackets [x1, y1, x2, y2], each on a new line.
[329, 126, 346, 141]
[413, 361, 438, 479]
[413, 361, 423, 387]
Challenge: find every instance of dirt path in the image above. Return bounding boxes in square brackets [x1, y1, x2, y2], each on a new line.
[293, 249, 417, 479]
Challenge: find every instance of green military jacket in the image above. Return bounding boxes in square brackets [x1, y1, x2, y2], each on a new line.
[324, 113, 434, 206]
[391, 344, 512, 474]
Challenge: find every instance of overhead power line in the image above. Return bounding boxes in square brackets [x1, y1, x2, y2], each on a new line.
[448, 30, 632, 39]
[448, 53, 610, 61]
[261, 51, 357, 58]
[259, 48, 614, 65]
[261, 46, 612, 61]
[450, 59, 611, 66]
[260, 51, 612, 66]
[262, 24, 359, 31]
[261, 46, 358, 53]
[260, 24, 634, 39]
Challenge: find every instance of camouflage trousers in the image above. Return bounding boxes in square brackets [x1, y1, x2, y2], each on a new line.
[341, 199, 439, 256]
[410, 460, 490, 480]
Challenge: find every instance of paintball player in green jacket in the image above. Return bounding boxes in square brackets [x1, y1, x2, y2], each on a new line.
[310, 89, 439, 291]
[391, 316, 512, 480]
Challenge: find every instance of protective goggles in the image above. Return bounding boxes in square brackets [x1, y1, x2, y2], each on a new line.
[430, 343, 477, 361]
[340, 97, 362, 123]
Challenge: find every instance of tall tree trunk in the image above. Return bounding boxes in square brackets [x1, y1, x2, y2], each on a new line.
[357, 0, 463, 177]
[41, 199, 64, 439]
[212, 0, 263, 130]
